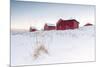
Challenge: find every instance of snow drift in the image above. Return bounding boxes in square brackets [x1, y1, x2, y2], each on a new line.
[11, 26, 95, 66]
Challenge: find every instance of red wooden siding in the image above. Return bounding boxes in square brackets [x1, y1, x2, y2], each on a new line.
[44, 24, 56, 30]
[29, 27, 37, 32]
[84, 23, 93, 26]
[56, 19, 79, 30]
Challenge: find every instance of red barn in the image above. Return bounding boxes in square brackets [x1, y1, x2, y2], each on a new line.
[84, 23, 93, 26]
[29, 26, 37, 32]
[56, 19, 79, 30]
[44, 23, 56, 30]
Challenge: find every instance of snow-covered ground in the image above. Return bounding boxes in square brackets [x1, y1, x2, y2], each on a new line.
[11, 26, 95, 66]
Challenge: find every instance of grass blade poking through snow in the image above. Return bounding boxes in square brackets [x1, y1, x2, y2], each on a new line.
[33, 44, 48, 60]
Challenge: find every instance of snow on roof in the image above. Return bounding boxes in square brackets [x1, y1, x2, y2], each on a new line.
[30, 26, 36, 29]
[64, 19, 76, 21]
[46, 23, 55, 26]
[58, 18, 78, 22]
[63, 19, 79, 23]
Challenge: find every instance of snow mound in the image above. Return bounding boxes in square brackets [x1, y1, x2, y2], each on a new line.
[11, 26, 95, 66]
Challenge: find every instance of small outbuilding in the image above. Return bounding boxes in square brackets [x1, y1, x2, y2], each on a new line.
[84, 23, 93, 26]
[44, 23, 56, 30]
[29, 26, 37, 32]
[56, 19, 79, 30]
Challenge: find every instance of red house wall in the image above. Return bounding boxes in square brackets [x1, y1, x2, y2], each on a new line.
[44, 24, 56, 30]
[56, 19, 79, 30]
[30, 27, 37, 32]
[84, 23, 93, 26]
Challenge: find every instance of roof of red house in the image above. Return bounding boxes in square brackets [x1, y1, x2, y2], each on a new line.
[30, 26, 36, 29]
[45, 23, 56, 26]
[57, 18, 79, 24]
[84, 23, 93, 26]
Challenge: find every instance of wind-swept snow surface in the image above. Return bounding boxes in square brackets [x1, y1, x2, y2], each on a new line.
[11, 26, 95, 66]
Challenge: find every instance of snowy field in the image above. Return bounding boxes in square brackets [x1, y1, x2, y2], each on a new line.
[11, 26, 95, 66]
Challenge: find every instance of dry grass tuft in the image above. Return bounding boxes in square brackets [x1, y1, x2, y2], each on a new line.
[33, 45, 48, 60]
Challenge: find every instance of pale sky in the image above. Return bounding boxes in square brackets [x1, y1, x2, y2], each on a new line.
[11, 0, 95, 30]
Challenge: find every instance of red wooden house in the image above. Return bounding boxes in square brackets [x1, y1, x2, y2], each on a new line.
[44, 23, 56, 30]
[29, 26, 37, 32]
[84, 23, 93, 26]
[56, 19, 79, 30]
